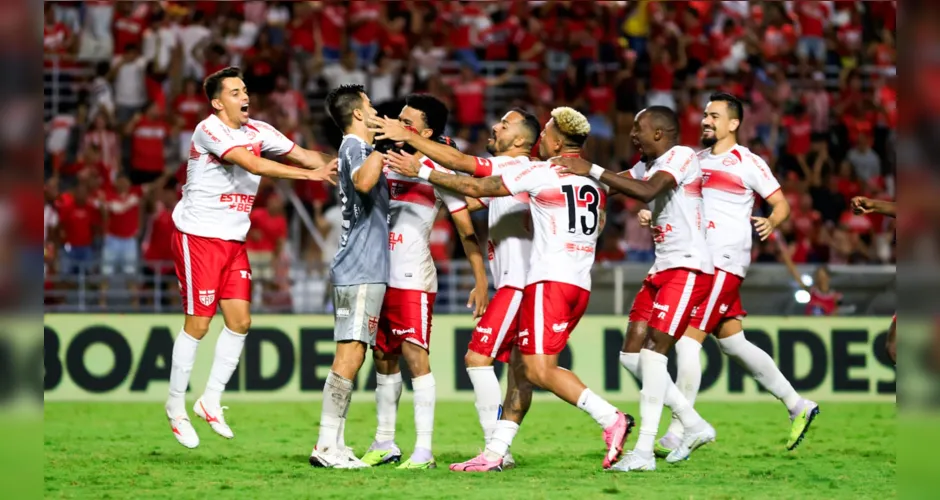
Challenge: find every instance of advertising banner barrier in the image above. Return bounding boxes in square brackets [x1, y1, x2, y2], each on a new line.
[44, 315, 895, 402]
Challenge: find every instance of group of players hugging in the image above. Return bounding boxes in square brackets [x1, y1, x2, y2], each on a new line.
[159, 66, 896, 473]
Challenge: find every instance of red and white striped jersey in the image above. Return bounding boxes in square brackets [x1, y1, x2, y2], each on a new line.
[500, 159, 608, 292]
[385, 158, 467, 293]
[628, 145, 713, 275]
[172, 114, 295, 242]
[476, 155, 534, 290]
[699, 145, 780, 278]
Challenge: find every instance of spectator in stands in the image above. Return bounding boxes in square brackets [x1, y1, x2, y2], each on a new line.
[262, 1, 291, 46]
[647, 36, 686, 111]
[348, 0, 383, 68]
[57, 182, 100, 276]
[584, 70, 615, 162]
[794, 0, 831, 67]
[780, 102, 813, 179]
[178, 10, 212, 81]
[247, 192, 289, 303]
[447, 63, 516, 140]
[125, 102, 173, 185]
[171, 79, 207, 161]
[142, 8, 177, 75]
[244, 30, 287, 96]
[321, 50, 367, 93]
[313, 1, 347, 65]
[82, 113, 120, 183]
[87, 62, 116, 124]
[141, 182, 179, 309]
[270, 75, 309, 131]
[411, 35, 447, 90]
[845, 133, 882, 184]
[368, 53, 398, 107]
[623, 198, 654, 263]
[806, 266, 842, 315]
[112, 1, 145, 58]
[99, 172, 147, 307]
[109, 42, 147, 125]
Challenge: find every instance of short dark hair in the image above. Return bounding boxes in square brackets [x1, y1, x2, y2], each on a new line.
[510, 107, 542, 148]
[325, 84, 366, 132]
[708, 92, 745, 122]
[643, 106, 680, 140]
[203, 66, 243, 101]
[404, 94, 449, 139]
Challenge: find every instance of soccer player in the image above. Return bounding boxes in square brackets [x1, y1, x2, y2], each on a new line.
[384, 107, 634, 472]
[309, 84, 389, 468]
[646, 93, 818, 460]
[372, 108, 543, 467]
[359, 94, 490, 469]
[166, 67, 337, 449]
[553, 106, 713, 472]
[851, 196, 896, 364]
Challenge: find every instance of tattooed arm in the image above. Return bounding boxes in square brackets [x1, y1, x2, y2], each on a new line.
[426, 171, 512, 199]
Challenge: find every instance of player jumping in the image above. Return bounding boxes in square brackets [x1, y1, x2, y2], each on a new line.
[372, 108, 543, 468]
[359, 94, 490, 469]
[553, 106, 713, 472]
[851, 196, 896, 364]
[166, 67, 337, 449]
[385, 107, 635, 471]
[309, 84, 388, 468]
[647, 93, 819, 460]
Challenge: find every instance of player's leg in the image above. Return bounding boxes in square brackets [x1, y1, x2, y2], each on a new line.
[614, 270, 713, 471]
[657, 326, 707, 457]
[465, 288, 523, 448]
[361, 290, 404, 466]
[497, 346, 530, 469]
[714, 318, 818, 450]
[311, 283, 385, 468]
[193, 246, 254, 439]
[165, 231, 224, 448]
[399, 340, 436, 468]
[518, 283, 633, 469]
[887, 315, 897, 364]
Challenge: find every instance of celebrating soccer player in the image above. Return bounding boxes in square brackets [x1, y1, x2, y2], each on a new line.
[165, 67, 337, 449]
[373, 108, 543, 468]
[385, 107, 634, 472]
[309, 84, 389, 469]
[358, 94, 489, 470]
[645, 93, 819, 460]
[553, 107, 713, 472]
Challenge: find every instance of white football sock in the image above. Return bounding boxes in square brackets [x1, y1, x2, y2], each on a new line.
[718, 332, 801, 411]
[412, 373, 436, 453]
[317, 371, 353, 452]
[636, 349, 669, 457]
[337, 417, 347, 450]
[485, 420, 520, 459]
[619, 351, 640, 379]
[167, 330, 199, 415]
[663, 379, 704, 430]
[667, 336, 703, 437]
[467, 366, 501, 444]
[374, 372, 403, 443]
[577, 388, 619, 429]
[203, 326, 247, 409]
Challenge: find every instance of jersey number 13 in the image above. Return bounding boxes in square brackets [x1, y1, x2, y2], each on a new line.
[561, 185, 600, 235]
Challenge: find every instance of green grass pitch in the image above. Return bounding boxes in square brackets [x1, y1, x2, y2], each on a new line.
[44, 401, 895, 499]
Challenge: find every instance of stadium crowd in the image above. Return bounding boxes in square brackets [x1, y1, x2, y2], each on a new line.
[43, 0, 897, 309]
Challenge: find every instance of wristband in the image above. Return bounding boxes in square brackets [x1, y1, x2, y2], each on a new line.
[589, 164, 606, 180]
[418, 165, 433, 181]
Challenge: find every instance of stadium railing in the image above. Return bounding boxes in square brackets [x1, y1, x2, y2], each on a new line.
[44, 259, 895, 316]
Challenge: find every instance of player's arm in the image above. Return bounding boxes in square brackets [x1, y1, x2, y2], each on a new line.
[385, 150, 511, 197]
[370, 116, 479, 174]
[451, 208, 489, 319]
[351, 150, 386, 193]
[851, 197, 896, 217]
[752, 190, 790, 241]
[466, 197, 487, 213]
[554, 157, 675, 202]
[223, 147, 337, 184]
[283, 145, 335, 171]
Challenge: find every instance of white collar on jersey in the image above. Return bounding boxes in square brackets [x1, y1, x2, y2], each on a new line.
[342, 133, 370, 145]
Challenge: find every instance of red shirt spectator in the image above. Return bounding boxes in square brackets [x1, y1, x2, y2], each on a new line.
[680, 101, 703, 147]
[429, 217, 454, 267]
[318, 4, 346, 52]
[584, 84, 614, 116]
[58, 193, 99, 248]
[381, 19, 410, 61]
[451, 71, 487, 126]
[288, 6, 316, 53]
[445, 2, 486, 51]
[104, 182, 143, 238]
[806, 287, 842, 316]
[843, 111, 875, 146]
[129, 107, 170, 174]
[782, 113, 812, 156]
[481, 17, 520, 61]
[349, 1, 382, 45]
[112, 7, 145, 55]
[794, 1, 830, 38]
[763, 24, 797, 61]
[143, 202, 175, 268]
[839, 211, 874, 235]
[146, 75, 167, 113]
[173, 90, 207, 133]
[43, 19, 72, 57]
[877, 81, 898, 129]
[569, 19, 603, 62]
[246, 207, 288, 253]
[650, 60, 674, 92]
[683, 13, 710, 63]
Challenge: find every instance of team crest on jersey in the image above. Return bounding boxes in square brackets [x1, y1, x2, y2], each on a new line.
[368, 316, 379, 335]
[199, 289, 216, 306]
[722, 156, 739, 166]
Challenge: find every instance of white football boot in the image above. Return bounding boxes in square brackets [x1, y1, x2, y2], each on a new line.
[193, 397, 234, 439]
[166, 408, 199, 449]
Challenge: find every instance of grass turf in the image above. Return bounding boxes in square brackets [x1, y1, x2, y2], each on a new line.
[44, 401, 895, 499]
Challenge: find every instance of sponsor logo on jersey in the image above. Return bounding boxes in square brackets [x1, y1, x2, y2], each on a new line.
[475, 326, 493, 334]
[198, 289, 216, 306]
[653, 302, 670, 313]
[392, 328, 415, 336]
[552, 322, 568, 333]
[240, 271, 252, 280]
[719, 304, 729, 314]
[219, 193, 256, 213]
[336, 308, 351, 318]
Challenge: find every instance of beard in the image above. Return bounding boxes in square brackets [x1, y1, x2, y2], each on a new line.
[486, 141, 497, 155]
[701, 130, 718, 147]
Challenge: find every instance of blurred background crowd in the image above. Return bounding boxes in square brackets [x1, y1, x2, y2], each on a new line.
[42, 0, 896, 312]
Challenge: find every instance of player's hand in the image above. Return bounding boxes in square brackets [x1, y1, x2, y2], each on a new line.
[308, 158, 338, 185]
[467, 286, 489, 320]
[369, 115, 411, 142]
[851, 196, 874, 214]
[385, 150, 421, 177]
[751, 216, 775, 241]
[638, 209, 652, 227]
[551, 156, 593, 177]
